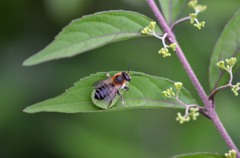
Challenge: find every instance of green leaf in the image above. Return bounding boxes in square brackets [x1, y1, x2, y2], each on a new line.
[172, 152, 224, 158]
[23, 71, 197, 113]
[23, 10, 162, 66]
[158, 0, 186, 24]
[209, 9, 240, 90]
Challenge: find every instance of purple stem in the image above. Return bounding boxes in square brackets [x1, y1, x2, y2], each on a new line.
[146, 0, 239, 156]
[210, 108, 239, 154]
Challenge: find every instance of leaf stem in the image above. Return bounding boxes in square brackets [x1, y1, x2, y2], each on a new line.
[146, 0, 240, 156]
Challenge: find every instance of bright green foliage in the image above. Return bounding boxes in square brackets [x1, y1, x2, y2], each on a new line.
[23, 10, 162, 66]
[173, 152, 224, 158]
[209, 9, 240, 90]
[158, 0, 186, 24]
[23, 72, 198, 113]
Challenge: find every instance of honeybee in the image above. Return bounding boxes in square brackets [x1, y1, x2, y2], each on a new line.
[93, 71, 131, 109]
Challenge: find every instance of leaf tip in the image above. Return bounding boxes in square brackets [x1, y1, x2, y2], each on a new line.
[23, 106, 36, 113]
[23, 107, 31, 113]
[22, 59, 31, 66]
[22, 56, 37, 66]
[22, 54, 46, 66]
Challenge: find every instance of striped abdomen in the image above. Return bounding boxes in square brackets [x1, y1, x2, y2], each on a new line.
[94, 84, 114, 100]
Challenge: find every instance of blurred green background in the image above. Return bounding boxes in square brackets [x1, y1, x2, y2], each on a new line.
[1, 0, 240, 157]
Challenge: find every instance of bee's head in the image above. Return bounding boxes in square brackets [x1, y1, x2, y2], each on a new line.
[121, 71, 131, 82]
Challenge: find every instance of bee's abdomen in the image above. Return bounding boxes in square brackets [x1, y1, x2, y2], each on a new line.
[94, 86, 109, 100]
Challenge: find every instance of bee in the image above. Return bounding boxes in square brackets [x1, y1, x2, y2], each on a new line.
[93, 71, 131, 109]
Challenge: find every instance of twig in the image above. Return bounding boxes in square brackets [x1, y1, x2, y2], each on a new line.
[170, 16, 191, 30]
[209, 68, 234, 99]
[209, 83, 232, 99]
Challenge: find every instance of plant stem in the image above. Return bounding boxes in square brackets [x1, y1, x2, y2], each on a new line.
[146, 0, 239, 156]
[208, 83, 231, 99]
[210, 108, 239, 154]
[146, 0, 209, 106]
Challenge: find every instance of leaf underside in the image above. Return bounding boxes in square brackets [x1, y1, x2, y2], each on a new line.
[158, 0, 186, 24]
[172, 152, 224, 158]
[23, 72, 197, 113]
[209, 8, 240, 90]
[23, 10, 162, 66]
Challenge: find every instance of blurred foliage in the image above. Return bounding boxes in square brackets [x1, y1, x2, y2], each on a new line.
[0, 0, 240, 158]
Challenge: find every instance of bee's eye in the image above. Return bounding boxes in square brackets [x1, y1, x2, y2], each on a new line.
[122, 72, 131, 81]
[114, 75, 124, 83]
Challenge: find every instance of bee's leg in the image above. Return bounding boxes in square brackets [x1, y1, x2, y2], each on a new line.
[105, 72, 111, 77]
[107, 100, 113, 108]
[123, 86, 129, 91]
[117, 90, 125, 105]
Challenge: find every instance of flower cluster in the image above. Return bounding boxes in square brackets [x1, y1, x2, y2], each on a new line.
[174, 82, 183, 90]
[141, 21, 156, 35]
[225, 149, 236, 158]
[176, 107, 200, 124]
[188, 0, 207, 29]
[162, 82, 200, 124]
[158, 42, 177, 58]
[217, 57, 237, 72]
[231, 82, 240, 96]
[216, 57, 239, 96]
[162, 87, 175, 98]
[141, 22, 177, 58]
[162, 82, 182, 98]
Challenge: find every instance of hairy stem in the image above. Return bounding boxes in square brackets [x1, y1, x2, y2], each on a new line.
[146, 0, 239, 156]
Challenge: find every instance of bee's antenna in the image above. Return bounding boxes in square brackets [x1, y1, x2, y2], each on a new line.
[127, 63, 131, 73]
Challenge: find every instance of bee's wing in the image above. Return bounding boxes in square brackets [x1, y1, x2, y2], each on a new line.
[106, 84, 124, 106]
[93, 78, 111, 89]
[104, 88, 118, 106]
[98, 84, 121, 107]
